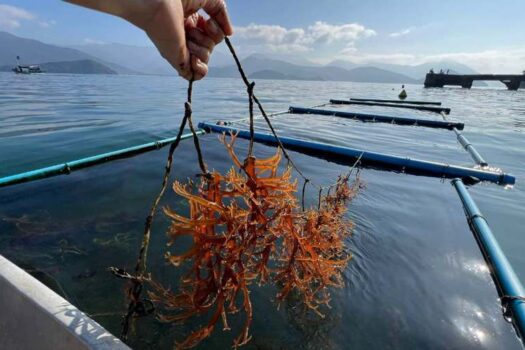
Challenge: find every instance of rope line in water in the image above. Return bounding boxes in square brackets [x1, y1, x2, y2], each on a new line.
[223, 37, 362, 194]
[117, 75, 196, 340]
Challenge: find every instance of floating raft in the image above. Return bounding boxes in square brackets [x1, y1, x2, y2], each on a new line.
[453, 179, 525, 337]
[0, 131, 203, 188]
[350, 97, 442, 106]
[330, 99, 451, 114]
[289, 106, 462, 130]
[1, 95, 522, 343]
[198, 122, 515, 185]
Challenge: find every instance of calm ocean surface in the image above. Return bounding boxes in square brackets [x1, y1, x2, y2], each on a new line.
[0, 72, 524, 349]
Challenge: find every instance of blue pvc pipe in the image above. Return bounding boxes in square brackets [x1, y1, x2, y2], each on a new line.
[330, 99, 451, 114]
[350, 97, 442, 106]
[455, 131, 488, 166]
[0, 131, 203, 188]
[198, 123, 515, 185]
[452, 179, 525, 341]
[289, 106, 463, 130]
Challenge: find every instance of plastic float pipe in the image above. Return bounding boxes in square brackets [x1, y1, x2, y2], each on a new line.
[452, 179, 525, 341]
[0, 131, 204, 188]
[198, 123, 515, 185]
[289, 106, 463, 130]
[350, 97, 442, 106]
[330, 99, 451, 114]
[438, 111, 488, 167]
[454, 130, 488, 166]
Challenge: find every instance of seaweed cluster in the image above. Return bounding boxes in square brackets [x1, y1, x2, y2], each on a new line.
[148, 134, 359, 348]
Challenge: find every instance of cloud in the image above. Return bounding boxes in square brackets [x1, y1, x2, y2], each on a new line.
[0, 4, 35, 29]
[38, 19, 56, 28]
[389, 27, 415, 38]
[329, 48, 525, 74]
[0, 4, 54, 30]
[84, 38, 106, 45]
[306, 22, 376, 44]
[234, 21, 376, 53]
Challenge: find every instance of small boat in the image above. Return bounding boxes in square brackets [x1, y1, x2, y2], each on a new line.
[12, 64, 44, 74]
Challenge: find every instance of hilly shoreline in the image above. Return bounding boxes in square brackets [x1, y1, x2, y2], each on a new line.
[0, 31, 481, 83]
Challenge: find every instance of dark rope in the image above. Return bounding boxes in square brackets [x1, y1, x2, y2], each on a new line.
[224, 37, 310, 183]
[224, 37, 364, 195]
[186, 102, 208, 175]
[247, 81, 256, 158]
[119, 77, 195, 341]
[301, 178, 309, 211]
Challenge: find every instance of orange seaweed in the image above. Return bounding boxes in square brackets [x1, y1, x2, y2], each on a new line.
[148, 133, 359, 349]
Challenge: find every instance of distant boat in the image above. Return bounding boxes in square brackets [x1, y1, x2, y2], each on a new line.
[12, 64, 44, 74]
[12, 55, 44, 74]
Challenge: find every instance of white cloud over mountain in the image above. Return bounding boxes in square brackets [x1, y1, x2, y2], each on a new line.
[329, 48, 525, 74]
[0, 4, 34, 29]
[0, 4, 55, 30]
[234, 21, 376, 53]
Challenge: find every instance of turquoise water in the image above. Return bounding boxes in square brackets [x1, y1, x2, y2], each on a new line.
[0, 72, 524, 349]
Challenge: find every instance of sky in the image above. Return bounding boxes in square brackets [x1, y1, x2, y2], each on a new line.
[1, 0, 525, 72]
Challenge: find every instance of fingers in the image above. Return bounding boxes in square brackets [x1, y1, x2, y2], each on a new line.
[191, 56, 208, 81]
[199, 0, 233, 36]
[142, 0, 192, 79]
[204, 18, 225, 44]
[187, 30, 214, 63]
[185, 15, 213, 80]
[184, 0, 233, 36]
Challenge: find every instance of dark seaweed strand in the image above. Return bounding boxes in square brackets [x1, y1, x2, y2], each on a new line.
[119, 77, 195, 340]
[224, 37, 362, 195]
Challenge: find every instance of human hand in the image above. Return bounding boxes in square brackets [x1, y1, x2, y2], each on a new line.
[127, 0, 233, 80]
[66, 0, 233, 80]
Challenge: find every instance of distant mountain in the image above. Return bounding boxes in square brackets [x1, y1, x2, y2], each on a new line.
[73, 42, 231, 75]
[2, 31, 488, 84]
[0, 31, 88, 66]
[343, 66, 419, 83]
[209, 55, 418, 83]
[250, 69, 318, 81]
[72, 42, 172, 75]
[40, 60, 117, 74]
[328, 59, 479, 80]
[0, 31, 135, 74]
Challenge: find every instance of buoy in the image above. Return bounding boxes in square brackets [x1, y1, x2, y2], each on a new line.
[399, 84, 407, 100]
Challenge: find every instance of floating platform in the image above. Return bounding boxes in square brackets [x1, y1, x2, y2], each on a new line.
[350, 98, 442, 106]
[289, 106, 461, 129]
[424, 72, 525, 90]
[330, 99, 451, 114]
[198, 122, 515, 185]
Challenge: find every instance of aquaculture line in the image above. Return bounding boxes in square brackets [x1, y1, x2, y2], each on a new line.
[108, 38, 362, 349]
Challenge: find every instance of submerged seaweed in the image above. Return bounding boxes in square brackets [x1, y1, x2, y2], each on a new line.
[147, 134, 359, 348]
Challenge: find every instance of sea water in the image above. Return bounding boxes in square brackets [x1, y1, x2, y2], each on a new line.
[0, 72, 524, 349]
